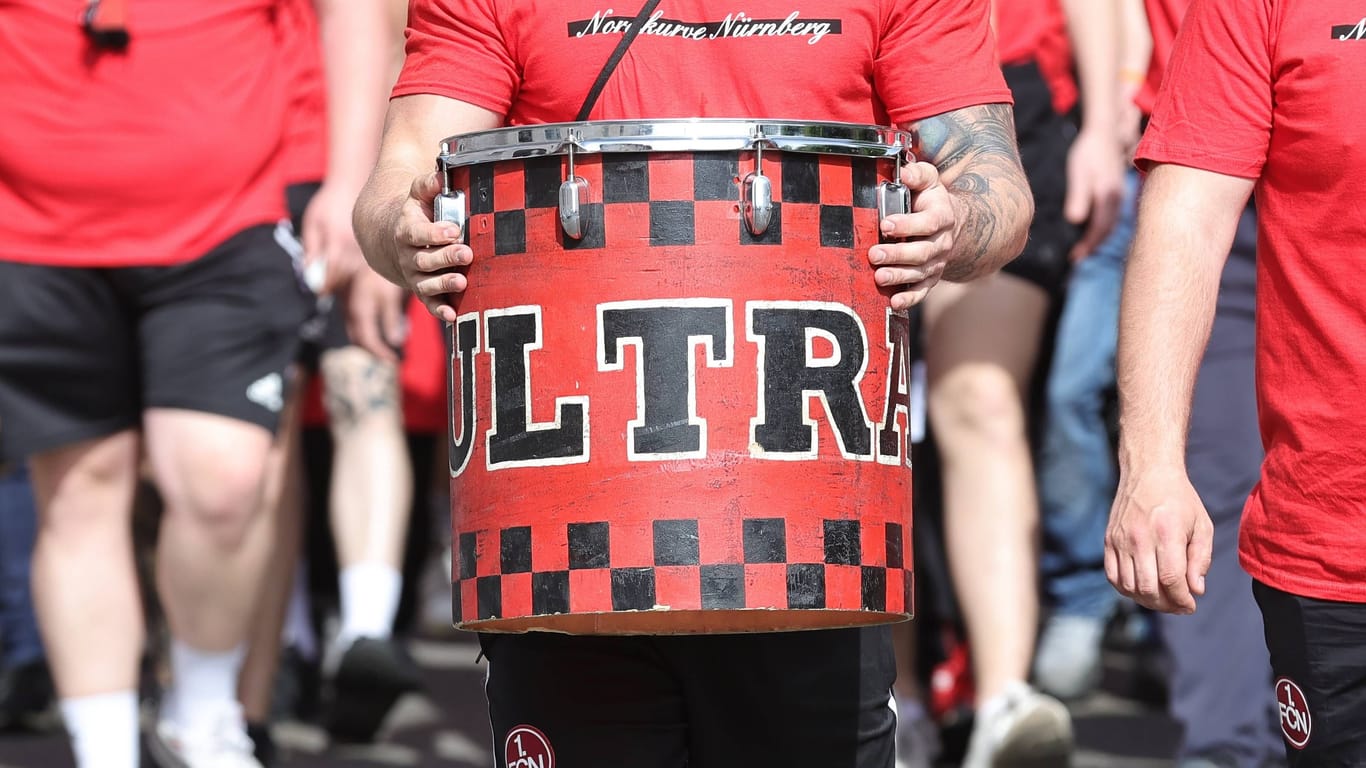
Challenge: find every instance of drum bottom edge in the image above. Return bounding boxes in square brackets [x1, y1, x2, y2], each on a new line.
[458, 608, 913, 635]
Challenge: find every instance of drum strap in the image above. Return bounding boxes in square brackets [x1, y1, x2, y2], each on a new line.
[575, 0, 663, 121]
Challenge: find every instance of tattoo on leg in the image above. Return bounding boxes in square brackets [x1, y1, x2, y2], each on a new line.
[322, 357, 400, 433]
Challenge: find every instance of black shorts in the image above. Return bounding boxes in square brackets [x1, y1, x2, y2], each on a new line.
[1001, 61, 1075, 294]
[0, 225, 309, 461]
[477, 626, 895, 768]
[1254, 580, 1366, 765]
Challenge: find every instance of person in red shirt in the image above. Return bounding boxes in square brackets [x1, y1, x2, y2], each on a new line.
[352, 1, 1032, 765]
[1101, 3, 1281, 767]
[1106, 0, 1366, 763]
[233, 0, 421, 753]
[910, 0, 1125, 764]
[0, 2, 385, 767]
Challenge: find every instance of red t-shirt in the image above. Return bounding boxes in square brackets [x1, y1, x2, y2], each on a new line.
[994, 0, 1077, 115]
[394, 0, 1011, 127]
[1136, 0, 1366, 603]
[0, 1, 287, 267]
[1135, 0, 1190, 115]
[279, 0, 328, 185]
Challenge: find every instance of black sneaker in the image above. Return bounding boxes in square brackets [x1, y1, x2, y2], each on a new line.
[321, 638, 422, 743]
[269, 646, 321, 723]
[246, 721, 277, 767]
[0, 659, 54, 730]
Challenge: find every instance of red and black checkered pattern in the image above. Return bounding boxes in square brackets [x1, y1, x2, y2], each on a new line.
[453, 151, 886, 257]
[452, 516, 912, 626]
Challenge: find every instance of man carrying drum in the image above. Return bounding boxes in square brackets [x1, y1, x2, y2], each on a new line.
[1105, 0, 1366, 765]
[355, 1, 1037, 765]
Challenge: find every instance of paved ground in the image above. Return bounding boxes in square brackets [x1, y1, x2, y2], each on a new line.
[0, 630, 1183, 768]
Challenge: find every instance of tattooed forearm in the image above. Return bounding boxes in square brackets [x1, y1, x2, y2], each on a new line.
[909, 103, 1033, 281]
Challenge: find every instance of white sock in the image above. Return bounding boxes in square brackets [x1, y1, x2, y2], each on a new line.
[61, 690, 140, 768]
[164, 641, 247, 731]
[282, 563, 319, 660]
[337, 562, 402, 646]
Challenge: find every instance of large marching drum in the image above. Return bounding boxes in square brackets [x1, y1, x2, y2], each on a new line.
[437, 119, 916, 634]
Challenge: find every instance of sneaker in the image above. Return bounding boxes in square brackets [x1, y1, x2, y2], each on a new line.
[894, 697, 941, 768]
[0, 659, 55, 730]
[321, 637, 422, 743]
[962, 682, 1073, 768]
[245, 721, 276, 768]
[147, 703, 263, 768]
[1032, 615, 1105, 700]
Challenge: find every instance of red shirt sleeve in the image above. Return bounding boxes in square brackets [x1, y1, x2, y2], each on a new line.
[392, 0, 519, 119]
[1135, 0, 1273, 178]
[875, 0, 1012, 126]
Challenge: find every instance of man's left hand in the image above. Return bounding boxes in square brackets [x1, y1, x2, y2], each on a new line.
[869, 160, 955, 310]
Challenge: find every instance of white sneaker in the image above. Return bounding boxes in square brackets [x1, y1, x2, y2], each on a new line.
[147, 703, 263, 768]
[1032, 615, 1105, 700]
[962, 682, 1073, 768]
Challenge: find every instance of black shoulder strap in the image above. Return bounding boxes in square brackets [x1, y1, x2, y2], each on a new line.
[575, 0, 662, 121]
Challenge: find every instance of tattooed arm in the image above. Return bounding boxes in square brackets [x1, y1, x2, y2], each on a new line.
[912, 103, 1033, 281]
[869, 103, 1032, 307]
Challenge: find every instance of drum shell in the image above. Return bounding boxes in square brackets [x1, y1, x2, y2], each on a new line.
[447, 147, 914, 634]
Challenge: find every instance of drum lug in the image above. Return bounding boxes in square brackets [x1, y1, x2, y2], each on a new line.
[559, 178, 590, 240]
[434, 190, 467, 235]
[742, 144, 774, 237]
[743, 173, 773, 237]
[877, 181, 909, 223]
[559, 143, 590, 240]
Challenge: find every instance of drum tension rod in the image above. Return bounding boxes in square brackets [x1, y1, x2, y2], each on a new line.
[742, 137, 774, 237]
[559, 139, 590, 241]
[433, 141, 468, 238]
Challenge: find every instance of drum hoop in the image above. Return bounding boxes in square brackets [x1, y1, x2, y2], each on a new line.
[439, 119, 914, 169]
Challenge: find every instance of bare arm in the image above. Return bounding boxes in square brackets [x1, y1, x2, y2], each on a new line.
[1115, 164, 1251, 469]
[303, 0, 393, 293]
[901, 103, 1034, 283]
[1118, 0, 1153, 155]
[353, 94, 500, 308]
[1105, 162, 1253, 614]
[1059, 0, 1126, 259]
[315, 0, 392, 194]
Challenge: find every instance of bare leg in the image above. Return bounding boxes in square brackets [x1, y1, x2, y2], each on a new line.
[318, 346, 419, 744]
[146, 409, 274, 654]
[144, 408, 277, 763]
[29, 432, 144, 698]
[922, 275, 1049, 703]
[239, 377, 307, 726]
[320, 347, 412, 640]
[29, 431, 144, 768]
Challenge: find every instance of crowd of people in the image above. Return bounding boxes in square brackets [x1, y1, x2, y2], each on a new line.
[1, 0, 1358, 766]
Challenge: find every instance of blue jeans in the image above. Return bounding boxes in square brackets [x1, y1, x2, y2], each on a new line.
[0, 464, 43, 668]
[1037, 170, 1140, 619]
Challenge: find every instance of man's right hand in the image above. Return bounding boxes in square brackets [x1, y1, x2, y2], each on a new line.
[390, 171, 472, 323]
[1104, 466, 1214, 615]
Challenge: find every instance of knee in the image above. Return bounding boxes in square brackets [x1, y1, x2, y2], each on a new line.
[931, 367, 1027, 448]
[163, 454, 268, 550]
[32, 437, 138, 541]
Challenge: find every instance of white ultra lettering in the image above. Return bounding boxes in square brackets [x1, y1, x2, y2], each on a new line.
[1341, 17, 1366, 40]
